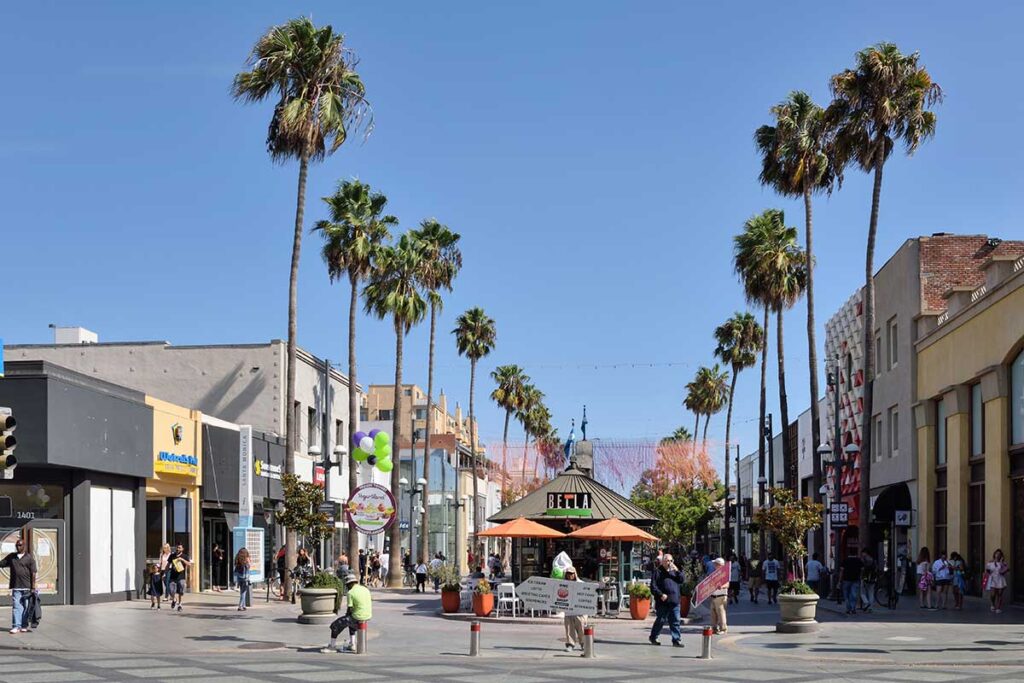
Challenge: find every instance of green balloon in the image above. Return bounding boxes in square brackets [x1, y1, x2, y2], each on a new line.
[353, 448, 369, 462]
[551, 567, 565, 579]
[376, 457, 393, 473]
[376, 444, 392, 459]
[374, 431, 390, 449]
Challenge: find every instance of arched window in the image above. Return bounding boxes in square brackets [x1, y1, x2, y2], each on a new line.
[1012, 349, 1024, 446]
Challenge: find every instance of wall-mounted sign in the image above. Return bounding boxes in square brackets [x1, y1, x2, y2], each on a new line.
[313, 466, 326, 488]
[830, 502, 849, 528]
[895, 510, 911, 527]
[346, 483, 397, 536]
[546, 492, 592, 517]
[155, 451, 198, 477]
[254, 459, 282, 480]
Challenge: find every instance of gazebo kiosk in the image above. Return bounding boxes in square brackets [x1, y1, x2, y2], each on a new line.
[487, 460, 657, 588]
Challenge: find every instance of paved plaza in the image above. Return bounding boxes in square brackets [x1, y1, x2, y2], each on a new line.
[0, 590, 1022, 681]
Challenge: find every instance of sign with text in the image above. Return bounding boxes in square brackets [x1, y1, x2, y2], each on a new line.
[545, 492, 593, 517]
[830, 502, 849, 528]
[516, 575, 598, 616]
[692, 561, 731, 606]
[346, 483, 397, 536]
[238, 426, 253, 527]
[254, 459, 282, 480]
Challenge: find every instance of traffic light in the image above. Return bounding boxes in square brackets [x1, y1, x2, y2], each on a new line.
[0, 408, 16, 470]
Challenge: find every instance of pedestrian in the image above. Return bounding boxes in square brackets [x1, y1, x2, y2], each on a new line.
[985, 548, 1008, 614]
[429, 553, 444, 592]
[370, 553, 382, 587]
[916, 547, 934, 610]
[648, 554, 684, 648]
[211, 542, 225, 592]
[748, 557, 762, 603]
[562, 567, 587, 652]
[158, 543, 172, 597]
[949, 551, 966, 610]
[932, 550, 952, 610]
[147, 563, 163, 609]
[0, 538, 36, 633]
[358, 549, 367, 584]
[276, 547, 287, 598]
[710, 557, 730, 634]
[167, 542, 192, 612]
[806, 552, 825, 597]
[762, 553, 781, 605]
[727, 553, 741, 605]
[322, 574, 372, 653]
[335, 554, 350, 581]
[234, 547, 251, 611]
[414, 558, 428, 593]
[838, 551, 862, 616]
[859, 549, 876, 612]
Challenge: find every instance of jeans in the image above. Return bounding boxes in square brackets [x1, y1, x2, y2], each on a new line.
[11, 589, 29, 629]
[432, 575, 440, 591]
[236, 576, 250, 607]
[842, 580, 860, 612]
[649, 601, 682, 643]
[807, 579, 820, 596]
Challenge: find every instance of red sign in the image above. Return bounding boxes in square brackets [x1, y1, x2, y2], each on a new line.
[313, 466, 325, 487]
[692, 561, 730, 606]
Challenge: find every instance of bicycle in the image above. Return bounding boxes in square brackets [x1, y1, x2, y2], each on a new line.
[403, 568, 416, 587]
[873, 567, 904, 608]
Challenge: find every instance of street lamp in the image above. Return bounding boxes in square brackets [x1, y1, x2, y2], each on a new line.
[400, 477, 428, 563]
[448, 494, 468, 569]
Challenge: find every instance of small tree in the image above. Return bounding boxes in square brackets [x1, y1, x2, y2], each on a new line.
[278, 473, 334, 546]
[753, 487, 823, 588]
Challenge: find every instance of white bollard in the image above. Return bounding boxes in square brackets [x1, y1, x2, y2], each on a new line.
[582, 625, 595, 658]
[356, 621, 368, 654]
[469, 620, 481, 656]
[700, 626, 713, 659]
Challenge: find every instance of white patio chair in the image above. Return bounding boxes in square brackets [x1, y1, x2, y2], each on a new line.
[496, 582, 518, 618]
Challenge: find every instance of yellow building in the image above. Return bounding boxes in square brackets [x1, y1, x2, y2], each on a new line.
[145, 396, 202, 592]
[915, 252, 1024, 599]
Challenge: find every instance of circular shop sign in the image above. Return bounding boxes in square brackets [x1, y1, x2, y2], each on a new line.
[346, 483, 397, 536]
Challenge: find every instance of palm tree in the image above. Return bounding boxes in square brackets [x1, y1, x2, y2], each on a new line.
[684, 375, 703, 448]
[696, 365, 730, 452]
[491, 365, 530, 501]
[755, 91, 839, 505]
[829, 43, 941, 541]
[313, 179, 396, 567]
[233, 17, 370, 580]
[364, 233, 427, 587]
[453, 307, 497, 567]
[411, 219, 462, 565]
[517, 384, 545, 483]
[663, 426, 693, 443]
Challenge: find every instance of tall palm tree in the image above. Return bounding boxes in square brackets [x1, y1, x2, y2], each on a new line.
[696, 365, 730, 452]
[453, 307, 497, 566]
[517, 384, 545, 482]
[314, 179, 396, 567]
[663, 426, 693, 443]
[715, 312, 763, 464]
[364, 233, 427, 587]
[491, 365, 530, 501]
[233, 17, 370, 580]
[830, 43, 941, 541]
[755, 91, 839, 506]
[411, 219, 462, 564]
[684, 375, 703, 448]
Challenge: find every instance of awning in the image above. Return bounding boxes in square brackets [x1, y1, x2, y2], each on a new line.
[478, 517, 566, 538]
[566, 518, 659, 542]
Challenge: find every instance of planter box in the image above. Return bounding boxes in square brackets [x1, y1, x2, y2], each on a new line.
[441, 591, 461, 613]
[776, 593, 819, 633]
[679, 596, 691, 619]
[297, 587, 339, 624]
[472, 593, 494, 617]
[629, 597, 651, 620]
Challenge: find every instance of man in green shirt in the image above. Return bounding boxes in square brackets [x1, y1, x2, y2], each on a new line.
[322, 574, 372, 653]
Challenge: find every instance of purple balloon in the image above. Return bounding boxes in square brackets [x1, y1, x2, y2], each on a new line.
[368, 429, 381, 439]
[352, 431, 367, 448]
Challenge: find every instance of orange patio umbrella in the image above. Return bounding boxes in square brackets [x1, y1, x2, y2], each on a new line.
[566, 518, 659, 543]
[478, 517, 566, 538]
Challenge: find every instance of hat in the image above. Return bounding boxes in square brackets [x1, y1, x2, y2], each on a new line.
[712, 557, 725, 566]
[344, 573, 359, 585]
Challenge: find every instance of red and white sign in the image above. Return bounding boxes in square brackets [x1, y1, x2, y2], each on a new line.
[313, 465, 326, 487]
[692, 561, 731, 606]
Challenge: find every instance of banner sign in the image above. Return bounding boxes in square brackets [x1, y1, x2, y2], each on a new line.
[546, 492, 593, 517]
[515, 575, 599, 616]
[238, 426, 253, 527]
[692, 561, 731, 606]
[830, 502, 849, 528]
[346, 483, 397, 536]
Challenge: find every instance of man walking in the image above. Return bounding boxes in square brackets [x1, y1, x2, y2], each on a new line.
[322, 574, 372, 653]
[429, 552, 444, 592]
[0, 538, 36, 633]
[167, 543, 192, 612]
[859, 549, 877, 612]
[649, 554, 684, 648]
[762, 553, 781, 605]
[839, 551, 863, 616]
[806, 553, 825, 596]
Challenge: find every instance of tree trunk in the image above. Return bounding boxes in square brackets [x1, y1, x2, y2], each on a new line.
[284, 151, 309, 596]
[804, 183, 823, 557]
[701, 413, 710, 453]
[387, 318, 405, 588]
[858, 146, 885, 557]
[346, 273, 360, 570]
[758, 304, 769, 561]
[724, 369, 738, 554]
[693, 412, 700, 453]
[776, 305, 792, 491]
[469, 358, 481, 566]
[501, 408, 511, 506]
[521, 428, 530, 484]
[420, 300, 438, 565]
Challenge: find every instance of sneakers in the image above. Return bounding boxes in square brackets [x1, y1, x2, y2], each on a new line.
[320, 646, 336, 654]
[341, 643, 355, 652]
[648, 636, 661, 646]
[671, 640, 684, 648]
[8, 628, 20, 634]
[177, 605, 182, 612]
[565, 643, 574, 652]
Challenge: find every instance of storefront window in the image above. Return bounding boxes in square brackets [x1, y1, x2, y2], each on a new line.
[0, 484, 63, 527]
[1012, 350, 1024, 445]
[167, 497, 191, 550]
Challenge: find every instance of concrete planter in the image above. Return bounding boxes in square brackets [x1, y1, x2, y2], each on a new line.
[297, 587, 338, 624]
[776, 593, 819, 633]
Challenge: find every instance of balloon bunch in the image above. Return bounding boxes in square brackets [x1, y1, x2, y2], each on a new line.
[352, 429, 393, 473]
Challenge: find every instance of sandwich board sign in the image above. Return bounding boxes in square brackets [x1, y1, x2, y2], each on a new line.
[515, 575, 599, 616]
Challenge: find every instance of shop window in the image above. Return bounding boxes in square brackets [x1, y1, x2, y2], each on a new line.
[167, 497, 191, 551]
[92, 487, 136, 595]
[968, 480, 985, 595]
[934, 488, 947, 558]
[971, 384, 984, 457]
[936, 400, 947, 467]
[146, 500, 163, 558]
[1012, 350, 1024, 446]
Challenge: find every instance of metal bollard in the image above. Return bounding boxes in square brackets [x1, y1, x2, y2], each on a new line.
[700, 626, 713, 659]
[355, 621, 368, 654]
[469, 620, 481, 656]
[582, 625, 595, 658]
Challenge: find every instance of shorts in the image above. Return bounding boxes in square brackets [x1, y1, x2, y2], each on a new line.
[168, 578, 186, 596]
[765, 580, 780, 590]
[935, 578, 952, 587]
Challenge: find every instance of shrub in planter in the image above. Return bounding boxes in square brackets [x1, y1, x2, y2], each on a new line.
[307, 571, 347, 613]
[438, 565, 462, 613]
[297, 571, 344, 624]
[678, 579, 696, 618]
[472, 579, 494, 617]
[627, 582, 652, 620]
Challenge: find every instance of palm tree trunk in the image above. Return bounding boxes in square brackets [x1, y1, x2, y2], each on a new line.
[469, 358, 480, 566]
[701, 413, 710, 453]
[693, 413, 700, 452]
[758, 304, 769, 561]
[521, 430, 530, 484]
[346, 273, 360, 570]
[859, 147, 885, 554]
[501, 409, 511, 505]
[421, 300, 438, 565]
[284, 150, 309, 594]
[776, 305, 792, 491]
[804, 184, 823, 528]
[724, 370, 738, 554]
[388, 318, 405, 588]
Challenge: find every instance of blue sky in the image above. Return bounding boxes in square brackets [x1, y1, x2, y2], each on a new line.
[2, 1, 1022, 475]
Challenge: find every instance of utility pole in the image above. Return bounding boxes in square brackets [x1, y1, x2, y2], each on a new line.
[321, 357, 333, 568]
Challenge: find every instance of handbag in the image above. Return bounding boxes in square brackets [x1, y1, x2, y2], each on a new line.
[982, 571, 989, 591]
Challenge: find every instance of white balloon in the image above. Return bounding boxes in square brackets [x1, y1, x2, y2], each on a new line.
[359, 436, 375, 453]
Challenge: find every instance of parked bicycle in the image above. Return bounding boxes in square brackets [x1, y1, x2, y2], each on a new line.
[874, 566, 905, 609]
[289, 564, 315, 602]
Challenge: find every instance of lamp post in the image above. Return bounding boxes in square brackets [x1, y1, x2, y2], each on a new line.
[448, 494, 468, 569]
[399, 477, 427, 563]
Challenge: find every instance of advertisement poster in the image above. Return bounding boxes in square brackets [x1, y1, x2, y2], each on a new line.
[346, 483, 397, 536]
[516, 575, 599, 616]
[692, 561, 731, 606]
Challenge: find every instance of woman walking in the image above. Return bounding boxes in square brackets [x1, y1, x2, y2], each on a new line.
[985, 549, 1009, 614]
[158, 543, 172, 597]
[234, 548, 251, 611]
[211, 543, 225, 591]
[916, 547, 934, 610]
[414, 558, 428, 594]
[949, 551, 966, 610]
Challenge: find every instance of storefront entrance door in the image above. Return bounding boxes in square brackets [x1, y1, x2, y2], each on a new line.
[1012, 479, 1024, 603]
[204, 517, 229, 591]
